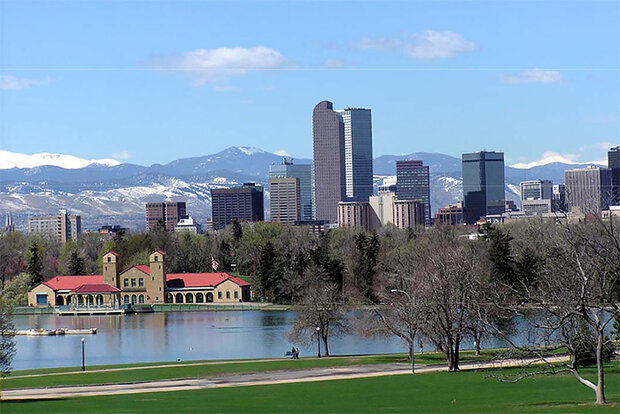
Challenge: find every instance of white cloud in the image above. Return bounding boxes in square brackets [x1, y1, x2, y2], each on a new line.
[500, 69, 564, 84]
[349, 30, 476, 60]
[109, 150, 132, 160]
[0, 75, 50, 90]
[274, 149, 291, 157]
[148, 46, 287, 87]
[510, 151, 605, 169]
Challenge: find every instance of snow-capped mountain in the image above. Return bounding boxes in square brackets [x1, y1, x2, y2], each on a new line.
[0, 150, 122, 170]
[0, 146, 606, 230]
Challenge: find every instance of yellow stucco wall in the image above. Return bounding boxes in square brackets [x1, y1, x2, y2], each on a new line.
[27, 283, 56, 307]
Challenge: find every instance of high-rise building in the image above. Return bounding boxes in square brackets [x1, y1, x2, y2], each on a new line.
[609, 146, 620, 205]
[174, 217, 202, 234]
[269, 177, 301, 224]
[211, 183, 264, 231]
[462, 151, 505, 224]
[565, 166, 612, 214]
[520, 180, 553, 215]
[434, 203, 465, 226]
[269, 159, 313, 221]
[28, 209, 81, 243]
[145, 201, 187, 232]
[552, 184, 566, 212]
[4, 213, 14, 233]
[337, 201, 371, 231]
[396, 160, 431, 226]
[368, 191, 396, 230]
[312, 101, 373, 223]
[393, 200, 426, 230]
[335, 108, 374, 202]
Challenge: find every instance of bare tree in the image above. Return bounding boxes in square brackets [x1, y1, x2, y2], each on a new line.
[488, 218, 619, 405]
[0, 299, 16, 377]
[286, 265, 348, 357]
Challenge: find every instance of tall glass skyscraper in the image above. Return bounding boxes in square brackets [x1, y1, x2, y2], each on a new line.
[312, 101, 374, 223]
[336, 108, 374, 202]
[462, 151, 505, 224]
[396, 160, 431, 226]
[609, 146, 620, 204]
[269, 159, 313, 221]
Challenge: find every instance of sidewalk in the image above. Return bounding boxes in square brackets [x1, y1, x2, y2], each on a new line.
[0, 355, 568, 401]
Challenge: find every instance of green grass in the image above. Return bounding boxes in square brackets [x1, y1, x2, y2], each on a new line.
[1, 351, 500, 390]
[1, 364, 618, 413]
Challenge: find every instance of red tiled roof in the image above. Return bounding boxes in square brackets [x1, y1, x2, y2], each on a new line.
[43, 275, 104, 291]
[104, 251, 119, 256]
[166, 272, 250, 288]
[154, 249, 166, 256]
[134, 265, 151, 275]
[70, 283, 121, 294]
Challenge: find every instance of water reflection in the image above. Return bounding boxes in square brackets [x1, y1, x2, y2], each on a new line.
[12, 310, 516, 370]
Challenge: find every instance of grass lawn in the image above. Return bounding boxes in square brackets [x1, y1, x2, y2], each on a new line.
[1, 364, 618, 413]
[0, 351, 501, 390]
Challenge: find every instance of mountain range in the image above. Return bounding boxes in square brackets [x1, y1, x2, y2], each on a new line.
[0, 147, 606, 230]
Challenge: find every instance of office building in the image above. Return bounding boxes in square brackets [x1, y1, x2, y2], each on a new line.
[28, 209, 81, 243]
[269, 159, 312, 221]
[145, 202, 187, 232]
[565, 166, 612, 214]
[211, 183, 264, 231]
[337, 201, 371, 231]
[520, 180, 553, 215]
[174, 217, 202, 234]
[368, 191, 396, 230]
[434, 203, 465, 226]
[462, 151, 506, 224]
[4, 213, 14, 233]
[396, 160, 431, 226]
[552, 184, 566, 212]
[335, 107, 374, 202]
[610, 146, 620, 204]
[269, 177, 301, 224]
[312, 101, 374, 223]
[393, 200, 426, 230]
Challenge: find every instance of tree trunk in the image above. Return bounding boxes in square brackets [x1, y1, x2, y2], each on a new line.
[408, 342, 413, 361]
[322, 335, 330, 357]
[595, 330, 606, 404]
[475, 338, 481, 356]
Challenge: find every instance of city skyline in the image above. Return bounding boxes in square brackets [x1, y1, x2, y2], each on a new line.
[1, 1, 618, 167]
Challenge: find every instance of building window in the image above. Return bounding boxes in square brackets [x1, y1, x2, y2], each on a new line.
[107, 257, 111, 263]
[131, 295, 137, 304]
[131, 278, 136, 287]
[124, 295, 129, 304]
[154, 256, 158, 262]
[218, 291, 222, 299]
[123, 279, 129, 288]
[139, 295, 144, 304]
[234, 291, 238, 299]
[139, 278, 144, 287]
[226, 291, 230, 299]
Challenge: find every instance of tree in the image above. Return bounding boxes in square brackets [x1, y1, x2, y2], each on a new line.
[0, 299, 16, 377]
[26, 242, 44, 288]
[68, 249, 86, 275]
[232, 220, 243, 244]
[489, 218, 620, 404]
[257, 240, 282, 300]
[287, 266, 348, 356]
[352, 232, 380, 302]
[488, 227, 516, 286]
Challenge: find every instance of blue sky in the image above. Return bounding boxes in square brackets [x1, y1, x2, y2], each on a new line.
[0, 0, 619, 166]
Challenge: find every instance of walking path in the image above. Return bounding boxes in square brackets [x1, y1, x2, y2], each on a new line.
[0, 355, 568, 400]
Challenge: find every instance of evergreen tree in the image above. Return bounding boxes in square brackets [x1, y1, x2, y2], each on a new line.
[232, 220, 243, 244]
[353, 232, 380, 301]
[515, 247, 542, 288]
[26, 242, 44, 288]
[67, 249, 86, 275]
[488, 227, 516, 285]
[258, 240, 281, 300]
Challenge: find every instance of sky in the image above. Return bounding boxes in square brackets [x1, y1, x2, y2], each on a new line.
[0, 0, 619, 167]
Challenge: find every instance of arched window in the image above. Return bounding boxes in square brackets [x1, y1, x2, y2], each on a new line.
[56, 296, 65, 306]
[226, 291, 230, 299]
[175, 293, 184, 303]
[185, 293, 194, 303]
[124, 295, 129, 304]
[139, 295, 144, 304]
[206, 292, 214, 302]
[196, 293, 204, 303]
[166, 293, 173, 303]
[96, 295, 104, 305]
[66, 295, 72, 304]
[131, 295, 137, 304]
[87, 295, 94, 305]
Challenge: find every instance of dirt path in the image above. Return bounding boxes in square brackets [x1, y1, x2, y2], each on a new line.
[0, 355, 568, 400]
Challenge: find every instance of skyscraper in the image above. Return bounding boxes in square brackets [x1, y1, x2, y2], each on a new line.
[336, 108, 374, 202]
[211, 183, 264, 231]
[520, 180, 553, 215]
[28, 209, 81, 243]
[609, 146, 620, 205]
[313, 101, 346, 223]
[462, 151, 505, 224]
[396, 160, 431, 226]
[145, 201, 187, 232]
[269, 159, 313, 221]
[565, 166, 612, 214]
[312, 101, 373, 223]
[269, 177, 301, 224]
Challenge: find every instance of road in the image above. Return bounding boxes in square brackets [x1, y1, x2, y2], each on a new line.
[0, 355, 569, 400]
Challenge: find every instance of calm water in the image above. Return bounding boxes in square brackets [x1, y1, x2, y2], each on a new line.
[12, 311, 510, 370]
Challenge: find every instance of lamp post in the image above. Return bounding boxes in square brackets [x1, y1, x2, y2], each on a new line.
[390, 289, 415, 373]
[81, 338, 85, 372]
[316, 326, 321, 358]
